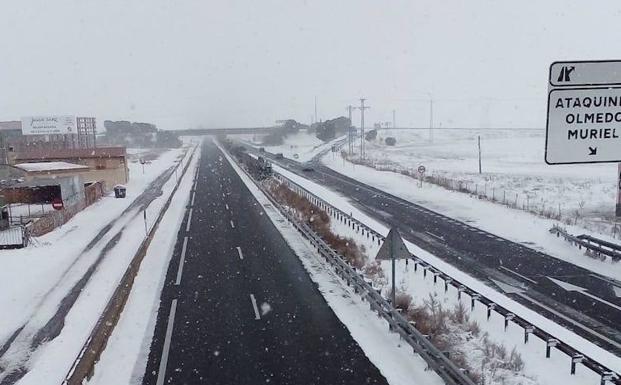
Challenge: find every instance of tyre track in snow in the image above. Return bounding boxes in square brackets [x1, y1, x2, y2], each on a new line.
[0, 162, 180, 385]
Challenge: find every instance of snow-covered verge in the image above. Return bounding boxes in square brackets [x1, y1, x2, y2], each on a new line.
[0, 146, 185, 347]
[240, 130, 343, 162]
[266, 178, 539, 384]
[219, 143, 443, 385]
[272, 164, 621, 376]
[359, 129, 619, 236]
[0, 141, 199, 385]
[322, 153, 621, 283]
[87, 142, 200, 385]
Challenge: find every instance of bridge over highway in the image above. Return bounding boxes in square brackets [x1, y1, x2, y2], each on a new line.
[170, 127, 275, 136]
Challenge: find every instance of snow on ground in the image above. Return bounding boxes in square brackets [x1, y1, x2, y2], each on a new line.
[0, 147, 186, 346]
[272, 164, 621, 375]
[241, 130, 343, 162]
[361, 129, 618, 229]
[0, 141, 199, 385]
[87, 143, 200, 385]
[14, 161, 89, 172]
[321, 154, 621, 283]
[219, 143, 443, 385]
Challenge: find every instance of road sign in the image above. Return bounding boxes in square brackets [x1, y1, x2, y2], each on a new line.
[546, 60, 621, 164]
[417, 165, 426, 174]
[376, 228, 410, 261]
[550, 60, 621, 87]
[52, 198, 64, 211]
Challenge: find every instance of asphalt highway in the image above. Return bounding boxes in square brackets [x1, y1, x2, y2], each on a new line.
[251, 145, 621, 355]
[142, 140, 388, 385]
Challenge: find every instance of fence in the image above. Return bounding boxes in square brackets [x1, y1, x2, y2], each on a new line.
[29, 181, 107, 237]
[550, 225, 621, 262]
[230, 151, 476, 385]
[270, 170, 620, 385]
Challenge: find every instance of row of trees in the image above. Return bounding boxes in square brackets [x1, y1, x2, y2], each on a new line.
[102, 120, 182, 148]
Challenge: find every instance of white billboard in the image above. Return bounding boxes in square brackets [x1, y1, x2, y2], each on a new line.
[21, 115, 76, 136]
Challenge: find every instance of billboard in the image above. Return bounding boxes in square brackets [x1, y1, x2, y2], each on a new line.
[21, 115, 76, 136]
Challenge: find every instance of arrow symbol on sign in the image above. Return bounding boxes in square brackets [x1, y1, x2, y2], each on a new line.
[548, 277, 621, 311]
[588, 147, 597, 155]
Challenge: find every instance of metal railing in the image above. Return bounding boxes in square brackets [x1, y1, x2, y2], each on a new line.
[550, 225, 621, 262]
[225, 149, 477, 385]
[269, 170, 621, 385]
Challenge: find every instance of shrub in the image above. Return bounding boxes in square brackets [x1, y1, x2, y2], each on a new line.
[385, 137, 397, 146]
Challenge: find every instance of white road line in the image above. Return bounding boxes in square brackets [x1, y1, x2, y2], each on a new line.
[175, 237, 189, 285]
[225, 203, 229, 210]
[236, 246, 244, 260]
[499, 266, 537, 284]
[425, 231, 444, 242]
[230, 220, 235, 228]
[191, 191, 196, 206]
[250, 294, 261, 320]
[156, 299, 178, 385]
[185, 208, 193, 232]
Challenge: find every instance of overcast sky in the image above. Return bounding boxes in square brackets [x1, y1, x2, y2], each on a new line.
[1, 1, 620, 130]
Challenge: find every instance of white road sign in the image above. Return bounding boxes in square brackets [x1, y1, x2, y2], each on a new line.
[546, 60, 621, 164]
[550, 60, 621, 87]
[546, 87, 621, 164]
[21, 115, 76, 136]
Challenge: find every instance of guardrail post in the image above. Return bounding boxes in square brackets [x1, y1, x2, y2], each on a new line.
[546, 338, 559, 358]
[571, 354, 584, 375]
[433, 272, 439, 284]
[471, 294, 481, 310]
[601, 372, 614, 385]
[457, 285, 465, 300]
[524, 325, 534, 343]
[487, 303, 496, 320]
[504, 313, 515, 331]
[444, 278, 452, 292]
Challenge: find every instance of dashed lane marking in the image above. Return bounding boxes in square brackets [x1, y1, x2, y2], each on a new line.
[250, 294, 261, 320]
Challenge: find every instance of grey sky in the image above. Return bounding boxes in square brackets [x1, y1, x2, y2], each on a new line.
[1, 1, 620, 130]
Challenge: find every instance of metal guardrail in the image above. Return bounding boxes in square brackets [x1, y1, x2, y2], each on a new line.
[61, 146, 198, 385]
[551, 225, 621, 262]
[227, 152, 476, 385]
[271, 172, 621, 385]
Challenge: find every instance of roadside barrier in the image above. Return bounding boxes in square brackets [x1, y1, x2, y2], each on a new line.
[265, 169, 620, 385]
[551, 225, 621, 262]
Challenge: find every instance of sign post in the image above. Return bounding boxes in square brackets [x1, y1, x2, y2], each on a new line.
[376, 228, 411, 307]
[546, 60, 621, 217]
[417, 165, 426, 188]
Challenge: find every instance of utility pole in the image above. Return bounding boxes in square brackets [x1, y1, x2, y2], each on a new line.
[346, 105, 355, 155]
[356, 98, 370, 159]
[478, 135, 482, 174]
[429, 97, 434, 143]
[392, 109, 396, 129]
[314, 96, 318, 125]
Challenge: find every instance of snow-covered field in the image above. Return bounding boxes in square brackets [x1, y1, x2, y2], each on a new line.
[360, 129, 618, 230]
[0, 141, 199, 385]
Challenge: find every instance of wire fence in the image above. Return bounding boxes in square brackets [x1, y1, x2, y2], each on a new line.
[340, 152, 621, 240]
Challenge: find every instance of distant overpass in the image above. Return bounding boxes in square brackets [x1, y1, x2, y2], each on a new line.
[169, 126, 543, 136]
[170, 127, 275, 136]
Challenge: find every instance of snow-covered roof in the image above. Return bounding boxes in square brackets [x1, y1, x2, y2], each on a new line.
[14, 162, 89, 172]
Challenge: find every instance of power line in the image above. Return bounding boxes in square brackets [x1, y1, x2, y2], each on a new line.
[355, 98, 370, 159]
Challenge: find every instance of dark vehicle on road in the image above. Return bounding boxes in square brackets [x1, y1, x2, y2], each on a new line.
[275, 153, 284, 159]
[302, 163, 314, 172]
